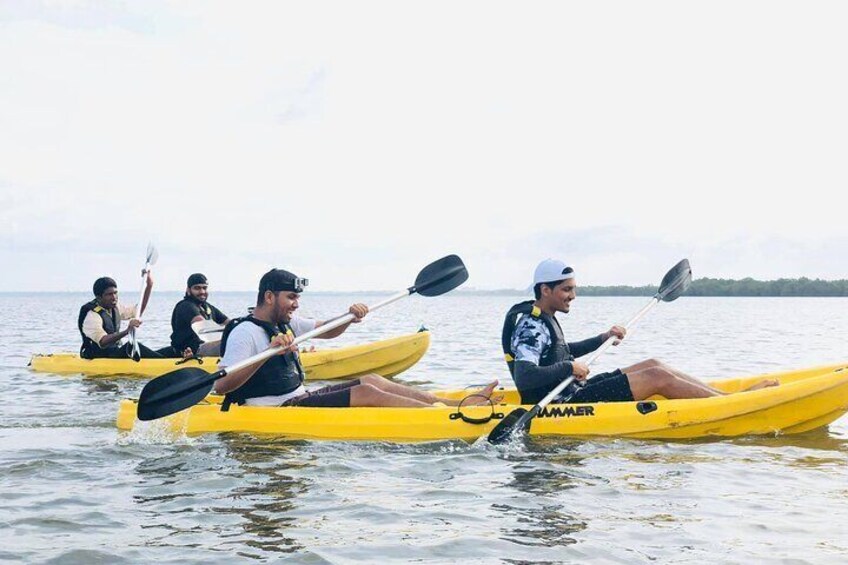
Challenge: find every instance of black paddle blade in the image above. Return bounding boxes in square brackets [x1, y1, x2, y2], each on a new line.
[412, 254, 469, 297]
[657, 259, 692, 302]
[487, 408, 529, 444]
[136, 367, 220, 421]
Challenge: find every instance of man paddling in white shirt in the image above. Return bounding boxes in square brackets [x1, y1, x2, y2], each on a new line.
[215, 268, 500, 408]
[78, 275, 165, 359]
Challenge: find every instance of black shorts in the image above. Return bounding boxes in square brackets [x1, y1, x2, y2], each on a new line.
[565, 369, 634, 403]
[281, 379, 361, 408]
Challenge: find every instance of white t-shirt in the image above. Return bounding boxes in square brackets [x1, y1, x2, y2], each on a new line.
[289, 315, 318, 337]
[82, 302, 138, 346]
[218, 315, 317, 406]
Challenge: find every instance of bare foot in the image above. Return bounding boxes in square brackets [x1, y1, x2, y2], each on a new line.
[743, 378, 780, 392]
[449, 381, 500, 406]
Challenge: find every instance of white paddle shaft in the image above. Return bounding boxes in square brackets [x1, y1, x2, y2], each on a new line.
[223, 289, 410, 375]
[128, 261, 152, 354]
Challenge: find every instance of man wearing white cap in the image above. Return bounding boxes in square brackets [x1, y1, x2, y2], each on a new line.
[502, 259, 777, 405]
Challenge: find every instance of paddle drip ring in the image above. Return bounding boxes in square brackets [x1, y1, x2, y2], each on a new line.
[449, 394, 504, 425]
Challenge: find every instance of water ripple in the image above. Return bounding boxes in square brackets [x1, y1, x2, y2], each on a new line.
[2, 294, 848, 562]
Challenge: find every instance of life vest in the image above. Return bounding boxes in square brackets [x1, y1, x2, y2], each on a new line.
[191, 297, 214, 320]
[219, 316, 305, 410]
[501, 300, 573, 376]
[78, 299, 121, 358]
[170, 296, 216, 353]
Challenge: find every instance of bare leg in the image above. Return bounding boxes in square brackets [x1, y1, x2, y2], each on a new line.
[198, 341, 221, 357]
[349, 383, 432, 407]
[623, 358, 779, 394]
[622, 358, 726, 395]
[626, 367, 720, 400]
[742, 378, 780, 391]
[359, 374, 500, 406]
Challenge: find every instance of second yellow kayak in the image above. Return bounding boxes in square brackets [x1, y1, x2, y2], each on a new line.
[29, 330, 430, 380]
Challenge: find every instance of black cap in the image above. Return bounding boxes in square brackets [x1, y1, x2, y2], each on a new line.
[187, 273, 208, 287]
[93, 277, 117, 296]
[259, 269, 308, 294]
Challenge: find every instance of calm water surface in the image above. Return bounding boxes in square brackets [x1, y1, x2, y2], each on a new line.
[2, 293, 847, 563]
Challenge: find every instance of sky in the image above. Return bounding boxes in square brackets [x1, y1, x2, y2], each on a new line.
[1, 1, 847, 292]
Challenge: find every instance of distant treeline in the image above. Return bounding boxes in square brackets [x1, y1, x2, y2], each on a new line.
[459, 277, 848, 297]
[578, 277, 848, 297]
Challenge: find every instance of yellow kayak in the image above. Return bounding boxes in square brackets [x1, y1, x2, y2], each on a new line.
[116, 363, 848, 441]
[30, 331, 430, 380]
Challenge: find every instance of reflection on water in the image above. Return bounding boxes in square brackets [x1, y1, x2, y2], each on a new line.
[496, 472, 587, 546]
[130, 437, 313, 556]
[486, 439, 589, 549]
[734, 426, 848, 453]
[494, 500, 587, 548]
[215, 439, 308, 555]
[80, 378, 123, 395]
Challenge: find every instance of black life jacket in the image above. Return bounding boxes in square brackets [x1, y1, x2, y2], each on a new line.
[189, 296, 215, 320]
[219, 316, 305, 410]
[170, 296, 216, 353]
[501, 300, 573, 376]
[78, 299, 121, 358]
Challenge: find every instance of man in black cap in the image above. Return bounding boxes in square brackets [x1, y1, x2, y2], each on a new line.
[166, 273, 230, 357]
[78, 274, 164, 359]
[215, 268, 499, 409]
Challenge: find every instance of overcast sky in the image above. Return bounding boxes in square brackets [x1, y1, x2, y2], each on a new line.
[2, 1, 846, 292]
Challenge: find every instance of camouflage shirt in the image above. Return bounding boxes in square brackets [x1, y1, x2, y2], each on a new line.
[511, 315, 551, 366]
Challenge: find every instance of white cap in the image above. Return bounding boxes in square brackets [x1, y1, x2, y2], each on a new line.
[530, 259, 576, 290]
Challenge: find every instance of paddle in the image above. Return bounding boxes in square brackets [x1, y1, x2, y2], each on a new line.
[128, 243, 159, 361]
[136, 254, 469, 421]
[487, 258, 692, 444]
[191, 319, 225, 343]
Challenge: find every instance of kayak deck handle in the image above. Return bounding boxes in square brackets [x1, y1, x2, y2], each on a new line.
[449, 395, 504, 425]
